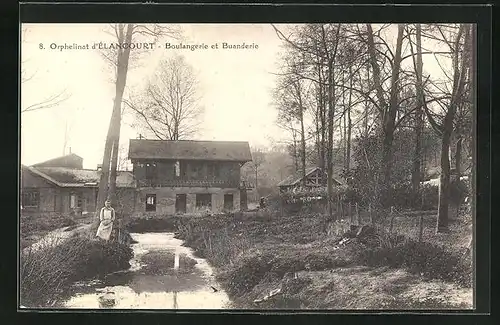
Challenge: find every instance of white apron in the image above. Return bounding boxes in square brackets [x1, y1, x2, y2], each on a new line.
[96, 208, 114, 241]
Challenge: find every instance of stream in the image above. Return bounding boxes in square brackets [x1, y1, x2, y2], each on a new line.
[64, 233, 231, 309]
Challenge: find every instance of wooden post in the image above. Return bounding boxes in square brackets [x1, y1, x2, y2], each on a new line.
[389, 206, 394, 233]
[356, 202, 360, 225]
[418, 215, 424, 242]
[339, 201, 344, 220]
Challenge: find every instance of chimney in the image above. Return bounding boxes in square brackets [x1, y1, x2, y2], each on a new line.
[97, 164, 102, 171]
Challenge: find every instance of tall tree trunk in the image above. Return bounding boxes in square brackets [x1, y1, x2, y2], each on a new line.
[346, 65, 353, 174]
[437, 24, 470, 233]
[470, 23, 476, 218]
[292, 130, 299, 172]
[315, 92, 322, 169]
[324, 24, 341, 223]
[321, 83, 327, 172]
[455, 137, 463, 176]
[317, 62, 326, 172]
[95, 24, 133, 226]
[374, 24, 405, 207]
[363, 64, 370, 138]
[326, 58, 335, 221]
[342, 93, 347, 170]
[411, 24, 424, 206]
[95, 106, 119, 222]
[300, 107, 307, 187]
[255, 166, 258, 200]
[108, 24, 133, 207]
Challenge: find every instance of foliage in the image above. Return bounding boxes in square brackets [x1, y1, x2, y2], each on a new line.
[20, 237, 133, 307]
[20, 213, 77, 235]
[356, 239, 472, 287]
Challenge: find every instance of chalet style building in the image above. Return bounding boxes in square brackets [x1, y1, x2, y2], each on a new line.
[128, 139, 252, 214]
[20, 139, 253, 218]
[277, 167, 343, 193]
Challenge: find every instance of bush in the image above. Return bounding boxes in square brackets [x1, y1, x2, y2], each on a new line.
[20, 213, 77, 235]
[126, 216, 179, 233]
[20, 237, 133, 307]
[356, 239, 472, 287]
[218, 250, 274, 297]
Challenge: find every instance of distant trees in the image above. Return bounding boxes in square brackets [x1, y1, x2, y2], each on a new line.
[241, 146, 295, 199]
[125, 54, 204, 141]
[272, 23, 474, 233]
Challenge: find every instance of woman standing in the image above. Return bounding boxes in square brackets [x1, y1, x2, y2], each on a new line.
[96, 199, 115, 241]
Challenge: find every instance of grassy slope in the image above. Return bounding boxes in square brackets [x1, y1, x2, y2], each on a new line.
[174, 211, 473, 310]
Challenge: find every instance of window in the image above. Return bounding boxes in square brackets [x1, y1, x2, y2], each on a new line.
[22, 189, 40, 209]
[192, 163, 202, 178]
[224, 194, 234, 210]
[145, 194, 156, 212]
[175, 194, 186, 213]
[196, 194, 212, 209]
[145, 162, 157, 180]
[208, 163, 220, 178]
[69, 193, 84, 209]
[70, 194, 77, 208]
[175, 161, 180, 177]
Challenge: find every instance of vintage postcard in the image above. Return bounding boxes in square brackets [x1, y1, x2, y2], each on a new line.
[20, 22, 475, 310]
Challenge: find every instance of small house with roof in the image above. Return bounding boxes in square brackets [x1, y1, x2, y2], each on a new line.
[128, 139, 252, 215]
[21, 153, 136, 217]
[277, 166, 343, 194]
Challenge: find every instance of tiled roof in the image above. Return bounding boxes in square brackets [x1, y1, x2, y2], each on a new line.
[128, 139, 252, 162]
[277, 166, 343, 187]
[25, 166, 135, 188]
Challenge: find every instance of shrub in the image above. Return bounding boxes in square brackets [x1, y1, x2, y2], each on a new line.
[20, 237, 133, 307]
[20, 213, 77, 236]
[218, 250, 274, 297]
[126, 216, 179, 233]
[356, 239, 472, 287]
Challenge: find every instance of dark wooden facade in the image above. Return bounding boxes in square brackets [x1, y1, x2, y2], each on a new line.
[131, 159, 242, 188]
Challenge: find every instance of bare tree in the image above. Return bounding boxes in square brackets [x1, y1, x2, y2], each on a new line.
[94, 23, 181, 228]
[273, 63, 311, 187]
[125, 54, 203, 140]
[251, 149, 266, 201]
[21, 26, 71, 114]
[420, 24, 471, 232]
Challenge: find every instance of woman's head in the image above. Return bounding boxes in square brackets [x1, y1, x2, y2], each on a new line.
[105, 200, 111, 207]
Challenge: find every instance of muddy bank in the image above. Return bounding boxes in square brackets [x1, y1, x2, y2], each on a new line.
[173, 214, 473, 309]
[20, 228, 133, 308]
[64, 233, 231, 309]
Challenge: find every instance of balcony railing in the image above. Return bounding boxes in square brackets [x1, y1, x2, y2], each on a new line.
[138, 178, 240, 188]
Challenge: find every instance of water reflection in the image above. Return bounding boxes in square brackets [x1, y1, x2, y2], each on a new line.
[64, 232, 231, 309]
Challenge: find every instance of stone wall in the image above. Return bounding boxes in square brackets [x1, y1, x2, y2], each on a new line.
[135, 186, 241, 215]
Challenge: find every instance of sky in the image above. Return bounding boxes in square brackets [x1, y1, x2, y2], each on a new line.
[21, 23, 455, 170]
[21, 23, 290, 169]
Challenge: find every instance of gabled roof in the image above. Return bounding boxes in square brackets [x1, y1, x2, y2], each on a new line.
[23, 165, 135, 188]
[278, 166, 343, 187]
[32, 153, 84, 169]
[128, 139, 253, 162]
